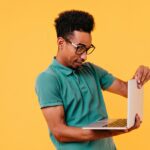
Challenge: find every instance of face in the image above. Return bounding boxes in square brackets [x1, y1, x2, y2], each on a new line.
[57, 31, 93, 69]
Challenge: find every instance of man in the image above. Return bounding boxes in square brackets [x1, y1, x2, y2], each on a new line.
[35, 10, 150, 150]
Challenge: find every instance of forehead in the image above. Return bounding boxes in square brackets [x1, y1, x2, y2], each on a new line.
[70, 31, 92, 46]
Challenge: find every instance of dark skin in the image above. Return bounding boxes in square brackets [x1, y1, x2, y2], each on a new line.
[41, 31, 150, 142]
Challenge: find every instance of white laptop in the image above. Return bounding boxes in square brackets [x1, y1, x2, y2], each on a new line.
[82, 79, 144, 130]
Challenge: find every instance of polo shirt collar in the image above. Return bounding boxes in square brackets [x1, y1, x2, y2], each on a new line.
[51, 57, 75, 76]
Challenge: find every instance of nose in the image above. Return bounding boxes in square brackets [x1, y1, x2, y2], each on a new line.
[80, 51, 87, 61]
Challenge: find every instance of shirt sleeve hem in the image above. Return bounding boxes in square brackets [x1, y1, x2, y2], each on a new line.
[102, 76, 116, 90]
[40, 102, 63, 108]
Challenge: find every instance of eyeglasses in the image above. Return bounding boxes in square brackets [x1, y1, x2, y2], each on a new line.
[64, 38, 95, 55]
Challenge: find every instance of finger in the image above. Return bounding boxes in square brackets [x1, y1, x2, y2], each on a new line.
[123, 129, 129, 133]
[142, 76, 150, 86]
[128, 115, 141, 132]
[135, 114, 141, 128]
[141, 67, 149, 83]
[134, 66, 144, 84]
[140, 68, 150, 87]
[144, 69, 150, 82]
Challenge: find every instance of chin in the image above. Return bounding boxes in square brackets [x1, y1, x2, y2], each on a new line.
[71, 65, 78, 69]
[73, 63, 82, 69]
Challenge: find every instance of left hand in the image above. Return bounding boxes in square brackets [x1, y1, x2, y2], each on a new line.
[133, 65, 150, 88]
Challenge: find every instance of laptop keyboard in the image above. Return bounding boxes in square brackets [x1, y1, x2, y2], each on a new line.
[104, 119, 127, 127]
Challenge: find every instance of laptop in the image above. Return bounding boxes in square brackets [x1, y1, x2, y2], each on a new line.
[82, 79, 144, 130]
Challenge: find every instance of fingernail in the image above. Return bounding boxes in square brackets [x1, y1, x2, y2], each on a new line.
[138, 80, 141, 83]
[137, 83, 142, 88]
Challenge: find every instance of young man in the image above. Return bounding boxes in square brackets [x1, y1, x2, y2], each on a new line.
[35, 10, 150, 150]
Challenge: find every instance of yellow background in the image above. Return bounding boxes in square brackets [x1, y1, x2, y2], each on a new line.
[0, 0, 150, 150]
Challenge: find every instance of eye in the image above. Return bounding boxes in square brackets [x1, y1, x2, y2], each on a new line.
[76, 45, 86, 53]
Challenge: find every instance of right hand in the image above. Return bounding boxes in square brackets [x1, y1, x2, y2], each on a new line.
[127, 114, 141, 132]
[109, 114, 141, 136]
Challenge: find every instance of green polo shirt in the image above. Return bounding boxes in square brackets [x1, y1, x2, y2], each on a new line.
[35, 58, 116, 150]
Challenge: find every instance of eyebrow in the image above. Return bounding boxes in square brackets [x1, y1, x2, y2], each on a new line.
[65, 37, 92, 49]
[77, 43, 86, 46]
[77, 43, 93, 49]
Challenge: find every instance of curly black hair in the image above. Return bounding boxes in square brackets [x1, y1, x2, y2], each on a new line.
[54, 10, 95, 38]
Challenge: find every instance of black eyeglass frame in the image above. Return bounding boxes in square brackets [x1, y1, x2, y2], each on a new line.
[64, 38, 95, 55]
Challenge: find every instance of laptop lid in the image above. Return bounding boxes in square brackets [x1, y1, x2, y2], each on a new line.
[127, 79, 144, 128]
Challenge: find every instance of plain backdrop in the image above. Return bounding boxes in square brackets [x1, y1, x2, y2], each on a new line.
[0, 0, 150, 150]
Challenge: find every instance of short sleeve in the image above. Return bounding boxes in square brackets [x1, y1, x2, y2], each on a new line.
[85, 62, 116, 90]
[35, 72, 63, 108]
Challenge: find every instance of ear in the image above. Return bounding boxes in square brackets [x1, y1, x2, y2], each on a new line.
[57, 37, 65, 50]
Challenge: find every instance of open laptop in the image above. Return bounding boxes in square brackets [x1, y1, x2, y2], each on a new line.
[82, 79, 144, 130]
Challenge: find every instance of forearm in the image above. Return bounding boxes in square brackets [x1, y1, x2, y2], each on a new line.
[42, 106, 113, 142]
[116, 79, 128, 97]
[107, 78, 128, 98]
[53, 124, 113, 142]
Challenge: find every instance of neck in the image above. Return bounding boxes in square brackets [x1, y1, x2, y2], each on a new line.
[56, 53, 67, 67]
